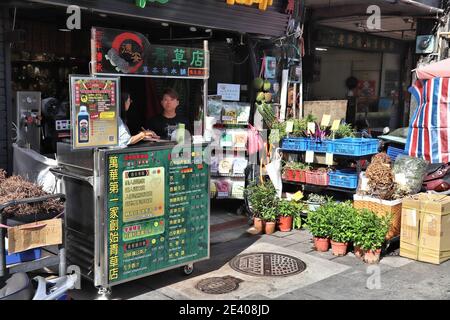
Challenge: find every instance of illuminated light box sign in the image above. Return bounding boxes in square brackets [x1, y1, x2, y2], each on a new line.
[91, 27, 209, 79]
[135, 0, 169, 8]
[226, 0, 273, 11]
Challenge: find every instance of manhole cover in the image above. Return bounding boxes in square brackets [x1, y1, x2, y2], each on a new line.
[195, 276, 242, 294]
[229, 252, 306, 277]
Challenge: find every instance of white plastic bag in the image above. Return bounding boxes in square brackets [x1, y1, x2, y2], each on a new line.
[266, 149, 283, 198]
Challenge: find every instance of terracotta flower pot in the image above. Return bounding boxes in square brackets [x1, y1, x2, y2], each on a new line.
[363, 249, 381, 264]
[253, 217, 264, 233]
[313, 237, 330, 252]
[264, 221, 276, 235]
[330, 240, 348, 256]
[354, 246, 364, 260]
[278, 216, 293, 232]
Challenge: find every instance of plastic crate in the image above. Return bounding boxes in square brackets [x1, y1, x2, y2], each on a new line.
[328, 170, 358, 189]
[330, 138, 379, 156]
[5, 248, 42, 265]
[281, 138, 308, 151]
[387, 146, 405, 161]
[308, 140, 332, 153]
[305, 170, 329, 186]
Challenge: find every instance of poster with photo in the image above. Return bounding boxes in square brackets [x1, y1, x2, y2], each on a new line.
[265, 56, 277, 79]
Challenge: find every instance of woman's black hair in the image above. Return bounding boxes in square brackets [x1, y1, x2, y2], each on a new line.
[121, 91, 131, 121]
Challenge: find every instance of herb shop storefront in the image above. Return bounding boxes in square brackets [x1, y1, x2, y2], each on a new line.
[0, 0, 294, 292]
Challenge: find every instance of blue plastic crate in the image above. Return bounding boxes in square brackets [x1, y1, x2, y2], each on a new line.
[330, 138, 379, 156]
[328, 170, 358, 189]
[387, 146, 406, 161]
[5, 248, 42, 265]
[281, 138, 308, 151]
[308, 140, 332, 153]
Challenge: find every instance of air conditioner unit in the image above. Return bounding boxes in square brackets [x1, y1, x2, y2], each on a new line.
[416, 35, 435, 54]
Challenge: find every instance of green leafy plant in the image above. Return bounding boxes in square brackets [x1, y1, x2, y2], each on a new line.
[354, 209, 392, 250]
[305, 204, 332, 238]
[293, 215, 302, 230]
[278, 199, 303, 217]
[307, 193, 328, 204]
[327, 201, 357, 243]
[335, 123, 356, 139]
[244, 182, 277, 219]
[260, 205, 279, 222]
[269, 121, 287, 144]
[284, 162, 311, 172]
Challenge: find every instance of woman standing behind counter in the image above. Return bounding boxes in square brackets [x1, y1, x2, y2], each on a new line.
[146, 88, 188, 140]
[119, 91, 159, 146]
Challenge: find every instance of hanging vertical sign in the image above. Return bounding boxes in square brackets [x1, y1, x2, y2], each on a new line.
[70, 75, 120, 149]
[91, 27, 209, 79]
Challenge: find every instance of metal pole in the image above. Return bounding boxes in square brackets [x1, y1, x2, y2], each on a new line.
[292, 82, 297, 119]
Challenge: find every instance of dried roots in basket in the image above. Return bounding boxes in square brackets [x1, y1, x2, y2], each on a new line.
[0, 170, 64, 217]
[365, 161, 395, 200]
[371, 152, 391, 165]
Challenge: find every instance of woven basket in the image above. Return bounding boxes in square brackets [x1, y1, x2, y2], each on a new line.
[353, 195, 402, 240]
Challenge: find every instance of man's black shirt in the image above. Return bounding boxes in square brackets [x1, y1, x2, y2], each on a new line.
[146, 114, 189, 140]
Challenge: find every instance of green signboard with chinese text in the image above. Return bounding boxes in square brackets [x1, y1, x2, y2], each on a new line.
[106, 145, 209, 283]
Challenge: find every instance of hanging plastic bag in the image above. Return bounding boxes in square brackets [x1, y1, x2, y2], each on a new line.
[266, 148, 283, 198]
[247, 124, 264, 155]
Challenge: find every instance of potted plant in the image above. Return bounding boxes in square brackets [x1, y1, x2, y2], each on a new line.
[282, 162, 296, 181]
[359, 210, 392, 264]
[261, 206, 279, 235]
[305, 203, 332, 252]
[278, 199, 303, 232]
[244, 182, 277, 233]
[352, 209, 370, 260]
[306, 193, 330, 212]
[329, 202, 356, 256]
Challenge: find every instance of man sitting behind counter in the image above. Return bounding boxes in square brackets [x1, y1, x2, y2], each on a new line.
[146, 88, 188, 140]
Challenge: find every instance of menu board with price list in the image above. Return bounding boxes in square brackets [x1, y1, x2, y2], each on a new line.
[105, 145, 209, 284]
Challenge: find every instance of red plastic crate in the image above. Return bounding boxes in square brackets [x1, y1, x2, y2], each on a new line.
[305, 170, 329, 186]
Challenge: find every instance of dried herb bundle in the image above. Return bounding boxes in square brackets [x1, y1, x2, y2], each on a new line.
[0, 170, 63, 217]
[371, 152, 391, 165]
[365, 161, 395, 200]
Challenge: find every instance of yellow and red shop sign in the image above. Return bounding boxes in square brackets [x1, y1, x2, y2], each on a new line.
[226, 0, 273, 11]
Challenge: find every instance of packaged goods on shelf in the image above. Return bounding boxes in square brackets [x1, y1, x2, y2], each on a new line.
[231, 181, 245, 199]
[232, 158, 248, 175]
[218, 159, 234, 175]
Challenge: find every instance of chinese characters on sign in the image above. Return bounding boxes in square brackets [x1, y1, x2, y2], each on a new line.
[105, 149, 209, 284]
[70, 76, 120, 149]
[92, 27, 208, 79]
[108, 155, 120, 281]
[315, 27, 401, 53]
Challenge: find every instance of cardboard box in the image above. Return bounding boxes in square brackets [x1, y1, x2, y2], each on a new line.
[400, 194, 450, 264]
[7, 218, 62, 254]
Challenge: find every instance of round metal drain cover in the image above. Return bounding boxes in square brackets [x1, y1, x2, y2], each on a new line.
[195, 276, 242, 294]
[229, 252, 306, 277]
